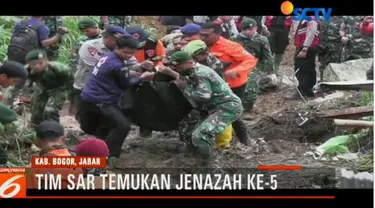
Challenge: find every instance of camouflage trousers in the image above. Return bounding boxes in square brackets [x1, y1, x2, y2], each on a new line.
[318, 49, 341, 71]
[179, 105, 242, 160]
[243, 67, 261, 104]
[31, 88, 66, 126]
[340, 43, 372, 62]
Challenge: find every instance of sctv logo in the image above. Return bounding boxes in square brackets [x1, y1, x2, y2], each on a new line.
[281, 1, 332, 21]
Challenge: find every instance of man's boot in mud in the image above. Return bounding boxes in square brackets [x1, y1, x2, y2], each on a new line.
[232, 120, 250, 146]
[274, 53, 284, 71]
[243, 101, 255, 113]
[139, 127, 153, 138]
[195, 145, 212, 173]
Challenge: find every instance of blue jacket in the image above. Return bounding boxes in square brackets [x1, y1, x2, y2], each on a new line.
[81, 52, 142, 105]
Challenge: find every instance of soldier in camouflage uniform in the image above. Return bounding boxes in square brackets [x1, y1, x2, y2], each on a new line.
[339, 16, 373, 62]
[182, 40, 224, 77]
[318, 16, 344, 81]
[161, 51, 242, 167]
[67, 19, 102, 115]
[99, 16, 132, 29]
[43, 16, 63, 61]
[232, 17, 276, 112]
[25, 49, 73, 127]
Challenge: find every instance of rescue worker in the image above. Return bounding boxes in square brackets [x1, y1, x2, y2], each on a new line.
[182, 40, 224, 77]
[360, 16, 374, 35]
[4, 16, 68, 106]
[68, 19, 102, 115]
[200, 23, 258, 145]
[75, 138, 119, 189]
[125, 25, 167, 138]
[27, 120, 83, 189]
[166, 35, 184, 57]
[126, 26, 166, 71]
[318, 16, 344, 81]
[43, 16, 64, 61]
[180, 23, 202, 42]
[243, 16, 270, 35]
[74, 26, 129, 122]
[0, 61, 28, 167]
[75, 138, 109, 176]
[339, 16, 373, 61]
[284, 18, 320, 100]
[26, 49, 73, 127]
[265, 16, 292, 71]
[161, 25, 182, 49]
[359, 16, 374, 81]
[99, 16, 132, 29]
[159, 51, 243, 167]
[213, 16, 239, 39]
[232, 18, 276, 112]
[78, 35, 155, 167]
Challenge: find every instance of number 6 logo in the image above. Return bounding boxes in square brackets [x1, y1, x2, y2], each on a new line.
[0, 174, 26, 198]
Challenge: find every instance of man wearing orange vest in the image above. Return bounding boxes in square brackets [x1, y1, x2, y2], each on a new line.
[200, 23, 258, 145]
[27, 121, 83, 189]
[126, 26, 166, 71]
[126, 26, 166, 138]
[285, 18, 320, 100]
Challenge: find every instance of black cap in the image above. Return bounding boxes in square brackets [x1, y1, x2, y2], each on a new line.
[126, 26, 150, 42]
[36, 120, 64, 139]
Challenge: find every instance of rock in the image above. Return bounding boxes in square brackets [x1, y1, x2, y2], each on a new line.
[323, 58, 373, 82]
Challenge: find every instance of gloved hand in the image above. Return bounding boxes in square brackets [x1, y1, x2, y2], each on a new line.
[260, 73, 279, 86]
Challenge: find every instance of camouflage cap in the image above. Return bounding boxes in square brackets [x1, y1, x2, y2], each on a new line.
[240, 17, 257, 30]
[78, 19, 98, 30]
[183, 40, 207, 56]
[170, 51, 193, 66]
[25, 49, 47, 62]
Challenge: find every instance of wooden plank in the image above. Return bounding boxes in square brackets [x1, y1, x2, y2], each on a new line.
[319, 80, 373, 91]
[313, 106, 374, 119]
[334, 119, 373, 128]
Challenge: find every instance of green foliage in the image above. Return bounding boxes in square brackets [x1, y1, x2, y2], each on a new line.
[361, 92, 373, 106]
[0, 16, 86, 64]
[58, 16, 88, 63]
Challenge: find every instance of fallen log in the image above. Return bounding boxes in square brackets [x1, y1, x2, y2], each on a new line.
[313, 106, 373, 119]
[334, 119, 374, 128]
[319, 80, 373, 92]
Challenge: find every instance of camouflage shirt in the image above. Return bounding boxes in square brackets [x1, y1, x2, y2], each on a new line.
[181, 63, 242, 111]
[29, 62, 73, 91]
[341, 16, 373, 59]
[68, 34, 102, 70]
[199, 53, 224, 77]
[232, 33, 274, 74]
[320, 16, 344, 50]
[43, 16, 63, 37]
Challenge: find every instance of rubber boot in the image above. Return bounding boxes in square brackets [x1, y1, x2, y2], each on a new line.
[195, 145, 212, 173]
[243, 100, 255, 113]
[274, 53, 284, 71]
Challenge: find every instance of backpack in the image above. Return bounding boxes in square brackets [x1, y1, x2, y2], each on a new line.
[7, 20, 43, 64]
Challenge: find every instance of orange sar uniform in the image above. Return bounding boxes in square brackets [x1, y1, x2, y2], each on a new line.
[26, 148, 83, 189]
[126, 26, 166, 70]
[134, 39, 166, 69]
[209, 36, 258, 88]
